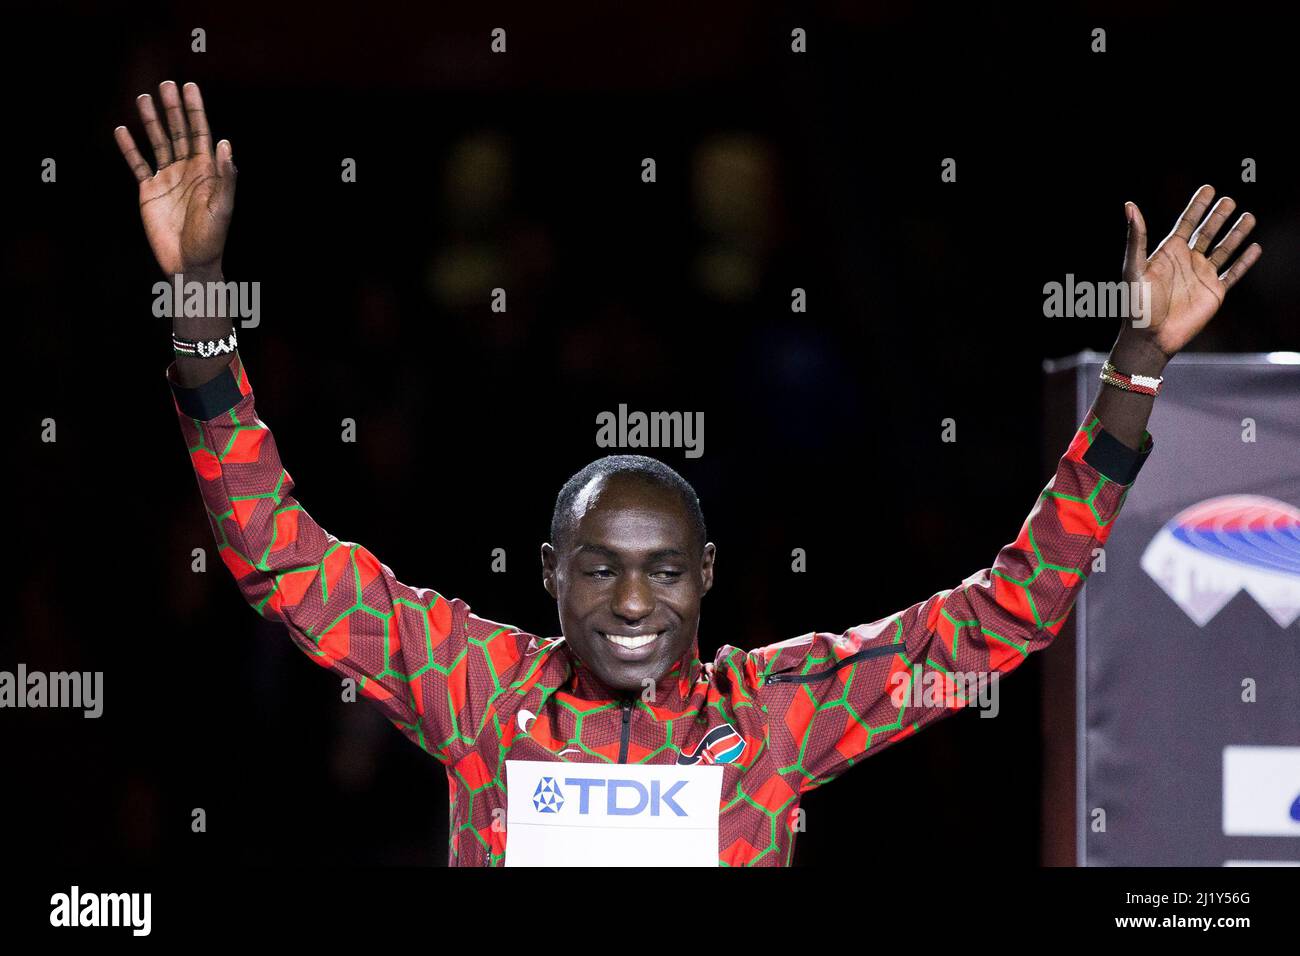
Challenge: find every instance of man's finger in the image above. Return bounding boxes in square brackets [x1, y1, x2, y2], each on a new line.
[158, 80, 191, 158]
[182, 82, 212, 157]
[135, 93, 173, 168]
[1189, 196, 1236, 256]
[114, 125, 152, 183]
[1208, 212, 1257, 270]
[1220, 242, 1263, 292]
[214, 139, 238, 216]
[216, 138, 236, 180]
[1171, 184, 1215, 242]
[1124, 201, 1149, 278]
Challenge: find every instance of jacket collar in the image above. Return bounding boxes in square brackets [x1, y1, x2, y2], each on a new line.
[561, 636, 702, 710]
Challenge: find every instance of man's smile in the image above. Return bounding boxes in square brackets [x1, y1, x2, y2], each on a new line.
[598, 628, 667, 659]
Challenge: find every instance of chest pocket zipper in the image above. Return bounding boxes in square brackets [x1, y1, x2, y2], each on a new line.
[763, 641, 907, 685]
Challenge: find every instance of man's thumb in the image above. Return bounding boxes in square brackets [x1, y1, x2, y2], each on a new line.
[1123, 200, 1147, 278]
[217, 139, 237, 178]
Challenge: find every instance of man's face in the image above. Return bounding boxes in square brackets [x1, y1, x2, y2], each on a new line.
[541, 473, 714, 695]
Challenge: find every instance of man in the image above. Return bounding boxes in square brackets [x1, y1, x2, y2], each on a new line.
[116, 81, 1261, 866]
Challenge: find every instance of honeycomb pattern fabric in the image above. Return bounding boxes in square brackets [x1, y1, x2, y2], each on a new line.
[168, 352, 1151, 866]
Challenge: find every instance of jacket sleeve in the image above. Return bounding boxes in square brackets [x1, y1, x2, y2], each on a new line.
[748, 415, 1152, 793]
[167, 352, 531, 767]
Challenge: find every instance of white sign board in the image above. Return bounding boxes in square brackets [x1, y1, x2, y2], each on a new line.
[1222, 745, 1300, 837]
[505, 760, 723, 866]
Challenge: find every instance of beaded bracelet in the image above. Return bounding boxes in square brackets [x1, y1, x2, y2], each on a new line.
[173, 325, 238, 358]
[1100, 359, 1163, 396]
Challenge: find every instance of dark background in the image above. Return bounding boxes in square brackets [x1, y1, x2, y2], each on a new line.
[5, 1, 1296, 866]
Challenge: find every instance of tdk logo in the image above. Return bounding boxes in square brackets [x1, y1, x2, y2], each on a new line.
[532, 777, 564, 813]
[561, 777, 690, 816]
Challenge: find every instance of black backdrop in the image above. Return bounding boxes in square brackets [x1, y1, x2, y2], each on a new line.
[5, 0, 1296, 866]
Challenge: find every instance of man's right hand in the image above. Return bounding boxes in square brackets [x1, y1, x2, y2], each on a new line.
[115, 80, 235, 278]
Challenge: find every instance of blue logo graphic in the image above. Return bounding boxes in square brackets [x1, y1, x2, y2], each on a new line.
[1290, 791, 1300, 823]
[1140, 495, 1300, 627]
[532, 776, 564, 813]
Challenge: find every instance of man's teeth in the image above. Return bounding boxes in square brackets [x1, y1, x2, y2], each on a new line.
[604, 632, 660, 649]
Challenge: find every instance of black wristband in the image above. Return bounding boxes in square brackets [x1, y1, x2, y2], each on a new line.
[170, 359, 245, 420]
[1083, 427, 1153, 485]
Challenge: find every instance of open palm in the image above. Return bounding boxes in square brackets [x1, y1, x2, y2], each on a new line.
[114, 81, 236, 276]
[1123, 185, 1261, 358]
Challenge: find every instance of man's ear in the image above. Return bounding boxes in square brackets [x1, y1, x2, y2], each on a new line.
[700, 542, 716, 595]
[541, 542, 558, 599]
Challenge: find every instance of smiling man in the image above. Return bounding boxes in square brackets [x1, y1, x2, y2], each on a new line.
[543, 456, 715, 719]
[117, 82, 1261, 866]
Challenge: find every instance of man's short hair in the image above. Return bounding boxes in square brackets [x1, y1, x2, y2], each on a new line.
[550, 455, 707, 553]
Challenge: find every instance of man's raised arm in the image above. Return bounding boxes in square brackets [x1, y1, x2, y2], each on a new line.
[739, 185, 1262, 792]
[117, 81, 526, 765]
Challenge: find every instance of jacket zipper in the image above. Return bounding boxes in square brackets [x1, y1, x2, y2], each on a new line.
[618, 698, 633, 763]
[764, 641, 906, 685]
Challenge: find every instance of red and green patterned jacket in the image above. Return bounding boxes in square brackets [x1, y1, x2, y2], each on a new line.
[168, 352, 1151, 866]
